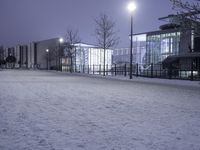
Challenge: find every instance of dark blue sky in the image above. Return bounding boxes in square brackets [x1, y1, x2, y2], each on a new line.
[0, 0, 174, 47]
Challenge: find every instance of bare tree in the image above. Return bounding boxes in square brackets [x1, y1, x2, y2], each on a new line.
[94, 13, 119, 76]
[0, 46, 5, 68]
[43, 48, 59, 70]
[65, 29, 81, 45]
[0, 46, 4, 60]
[64, 28, 81, 72]
[170, 0, 200, 35]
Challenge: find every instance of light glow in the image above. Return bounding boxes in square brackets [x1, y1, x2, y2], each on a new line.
[128, 2, 137, 12]
[59, 38, 64, 43]
[46, 49, 49, 52]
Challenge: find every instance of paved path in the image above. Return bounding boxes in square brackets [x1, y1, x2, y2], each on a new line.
[0, 70, 200, 150]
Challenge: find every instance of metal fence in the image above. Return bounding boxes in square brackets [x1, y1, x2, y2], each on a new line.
[62, 63, 200, 81]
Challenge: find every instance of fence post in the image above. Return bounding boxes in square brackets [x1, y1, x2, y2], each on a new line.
[115, 64, 117, 76]
[168, 64, 172, 79]
[136, 63, 138, 77]
[99, 64, 101, 75]
[151, 63, 153, 78]
[198, 58, 200, 80]
[160, 64, 162, 78]
[106, 64, 108, 75]
[124, 64, 127, 77]
[93, 64, 94, 74]
[155, 70, 157, 77]
[191, 59, 194, 81]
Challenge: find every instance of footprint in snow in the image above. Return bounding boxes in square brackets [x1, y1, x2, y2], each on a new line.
[39, 139, 47, 146]
[77, 144, 85, 148]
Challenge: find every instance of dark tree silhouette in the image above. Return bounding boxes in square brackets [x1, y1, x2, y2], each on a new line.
[64, 28, 81, 72]
[94, 13, 119, 76]
[0, 46, 4, 61]
[170, 0, 200, 35]
[0, 60, 6, 65]
[6, 55, 16, 63]
[5, 55, 16, 69]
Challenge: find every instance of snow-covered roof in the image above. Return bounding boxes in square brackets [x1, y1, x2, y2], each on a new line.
[73, 43, 98, 48]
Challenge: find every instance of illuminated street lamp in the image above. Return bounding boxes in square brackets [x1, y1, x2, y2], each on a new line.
[128, 2, 136, 79]
[128, 2, 137, 12]
[59, 38, 64, 44]
[46, 49, 49, 70]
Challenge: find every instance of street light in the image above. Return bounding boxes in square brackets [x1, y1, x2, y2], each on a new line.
[46, 49, 49, 70]
[58, 38, 64, 71]
[128, 2, 137, 12]
[59, 38, 64, 44]
[128, 1, 136, 79]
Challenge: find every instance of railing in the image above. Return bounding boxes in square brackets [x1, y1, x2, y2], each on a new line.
[62, 63, 200, 81]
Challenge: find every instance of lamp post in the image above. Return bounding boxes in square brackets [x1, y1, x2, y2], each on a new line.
[58, 38, 64, 71]
[46, 49, 49, 70]
[128, 2, 136, 79]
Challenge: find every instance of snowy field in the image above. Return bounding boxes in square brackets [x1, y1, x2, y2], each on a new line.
[0, 70, 200, 150]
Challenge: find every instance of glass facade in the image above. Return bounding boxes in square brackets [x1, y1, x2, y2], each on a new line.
[74, 45, 112, 66]
[132, 34, 147, 65]
[146, 32, 180, 64]
[62, 43, 113, 72]
[113, 34, 146, 65]
[112, 48, 129, 64]
[73, 44, 113, 71]
[113, 31, 181, 67]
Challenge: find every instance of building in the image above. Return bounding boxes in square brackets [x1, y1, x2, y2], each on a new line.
[113, 14, 200, 79]
[113, 37, 146, 65]
[1, 39, 113, 72]
[62, 43, 113, 73]
[1, 38, 65, 69]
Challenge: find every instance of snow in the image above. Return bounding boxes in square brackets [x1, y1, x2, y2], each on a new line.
[71, 72, 200, 88]
[0, 70, 200, 150]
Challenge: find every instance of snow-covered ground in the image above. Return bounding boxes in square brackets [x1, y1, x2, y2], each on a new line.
[0, 70, 200, 150]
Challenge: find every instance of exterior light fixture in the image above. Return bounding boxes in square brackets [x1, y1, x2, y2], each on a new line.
[127, 1, 136, 79]
[128, 2, 137, 13]
[59, 38, 64, 43]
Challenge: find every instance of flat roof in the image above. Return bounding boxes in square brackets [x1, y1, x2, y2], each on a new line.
[132, 28, 180, 36]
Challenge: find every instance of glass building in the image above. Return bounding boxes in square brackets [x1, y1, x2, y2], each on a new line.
[132, 34, 147, 65]
[74, 43, 112, 66]
[113, 30, 181, 66]
[145, 30, 181, 64]
[62, 43, 113, 72]
[132, 30, 181, 65]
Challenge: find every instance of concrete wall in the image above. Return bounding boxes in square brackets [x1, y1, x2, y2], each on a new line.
[179, 30, 192, 55]
[29, 42, 35, 68]
[34, 38, 59, 69]
[15, 45, 20, 68]
[4, 38, 60, 69]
